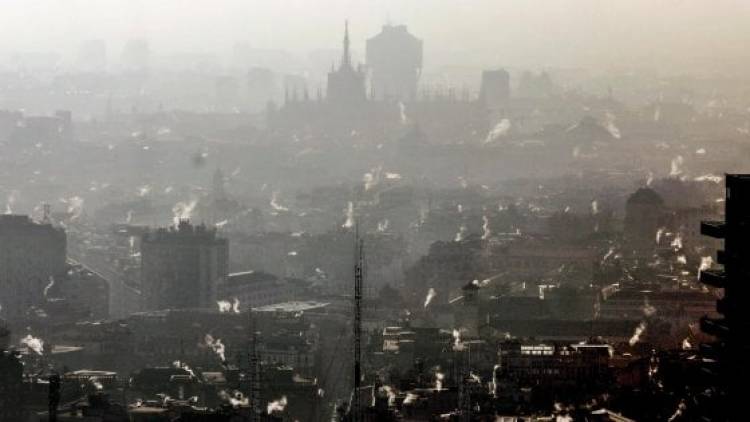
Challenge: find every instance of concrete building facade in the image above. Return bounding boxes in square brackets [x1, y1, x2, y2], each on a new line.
[141, 220, 228, 311]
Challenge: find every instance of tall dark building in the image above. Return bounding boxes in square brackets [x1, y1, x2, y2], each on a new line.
[623, 187, 664, 253]
[141, 220, 228, 311]
[366, 24, 423, 101]
[479, 69, 510, 109]
[326, 21, 367, 106]
[0, 215, 66, 319]
[699, 174, 750, 420]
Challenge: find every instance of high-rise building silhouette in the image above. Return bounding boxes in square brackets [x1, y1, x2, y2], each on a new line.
[141, 220, 228, 310]
[624, 187, 664, 254]
[366, 24, 422, 101]
[0, 215, 66, 319]
[699, 174, 750, 420]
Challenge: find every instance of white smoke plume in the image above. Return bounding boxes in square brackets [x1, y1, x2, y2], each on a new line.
[668, 399, 687, 422]
[682, 338, 692, 350]
[219, 390, 249, 407]
[217, 298, 240, 313]
[363, 166, 382, 191]
[173, 360, 197, 378]
[629, 322, 646, 346]
[642, 297, 656, 317]
[215, 219, 228, 228]
[217, 300, 231, 313]
[472, 278, 491, 287]
[605, 112, 622, 139]
[434, 371, 445, 391]
[267, 396, 288, 414]
[67, 196, 85, 220]
[452, 329, 465, 351]
[204, 334, 226, 363]
[125, 210, 133, 224]
[698, 256, 713, 279]
[137, 184, 152, 197]
[89, 377, 104, 391]
[4, 190, 17, 215]
[656, 227, 665, 244]
[377, 219, 389, 232]
[469, 372, 481, 384]
[21, 334, 44, 355]
[342, 202, 354, 229]
[398, 102, 408, 125]
[454, 225, 467, 242]
[591, 200, 599, 215]
[669, 155, 684, 177]
[484, 118, 511, 144]
[385, 172, 402, 181]
[379, 385, 396, 406]
[481, 215, 491, 240]
[424, 288, 436, 308]
[676, 255, 687, 265]
[671, 233, 683, 250]
[129, 236, 136, 255]
[43, 276, 55, 299]
[270, 191, 289, 212]
[601, 247, 615, 265]
[172, 199, 197, 226]
[694, 174, 722, 183]
[232, 298, 240, 313]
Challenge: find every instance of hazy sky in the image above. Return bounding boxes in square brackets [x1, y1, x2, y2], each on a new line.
[2, 0, 749, 71]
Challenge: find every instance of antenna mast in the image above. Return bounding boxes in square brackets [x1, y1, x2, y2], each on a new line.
[248, 311, 262, 421]
[352, 225, 364, 422]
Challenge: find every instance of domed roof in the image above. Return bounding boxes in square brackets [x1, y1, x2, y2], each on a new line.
[627, 187, 664, 206]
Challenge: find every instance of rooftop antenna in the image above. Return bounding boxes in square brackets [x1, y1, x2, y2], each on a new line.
[248, 311, 262, 421]
[351, 221, 364, 422]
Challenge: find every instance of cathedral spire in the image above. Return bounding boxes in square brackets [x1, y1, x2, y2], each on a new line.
[342, 20, 351, 69]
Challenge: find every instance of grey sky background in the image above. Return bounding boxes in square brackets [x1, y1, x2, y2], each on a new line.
[2, 0, 749, 72]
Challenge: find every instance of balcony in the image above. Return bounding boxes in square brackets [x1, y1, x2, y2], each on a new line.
[700, 316, 729, 338]
[700, 269, 726, 288]
[701, 221, 726, 239]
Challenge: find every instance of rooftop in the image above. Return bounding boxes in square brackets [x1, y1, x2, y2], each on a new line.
[252, 300, 329, 313]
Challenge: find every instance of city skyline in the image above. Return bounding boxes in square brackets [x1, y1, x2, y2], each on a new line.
[1, 0, 749, 73]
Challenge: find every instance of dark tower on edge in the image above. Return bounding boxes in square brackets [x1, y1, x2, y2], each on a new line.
[699, 174, 750, 420]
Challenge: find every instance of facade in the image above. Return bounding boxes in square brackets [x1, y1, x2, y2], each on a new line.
[699, 174, 750, 419]
[494, 340, 613, 404]
[366, 24, 423, 101]
[623, 187, 664, 253]
[0, 215, 67, 319]
[59, 263, 111, 319]
[0, 350, 25, 420]
[141, 220, 228, 311]
[217, 270, 293, 310]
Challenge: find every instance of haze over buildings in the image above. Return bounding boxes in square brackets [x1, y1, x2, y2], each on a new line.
[1, 1, 749, 73]
[0, 2, 747, 421]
